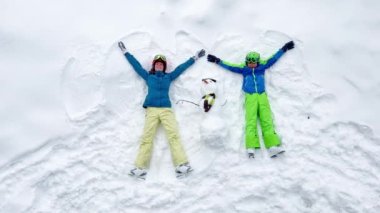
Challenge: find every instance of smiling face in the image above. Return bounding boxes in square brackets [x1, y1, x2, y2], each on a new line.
[151, 54, 167, 73]
[245, 51, 260, 68]
[247, 62, 258, 68]
[154, 61, 164, 71]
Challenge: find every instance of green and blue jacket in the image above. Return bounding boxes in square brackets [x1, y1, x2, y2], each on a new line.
[217, 49, 285, 94]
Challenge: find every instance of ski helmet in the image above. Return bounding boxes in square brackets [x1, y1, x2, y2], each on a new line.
[245, 52, 260, 65]
[151, 54, 167, 73]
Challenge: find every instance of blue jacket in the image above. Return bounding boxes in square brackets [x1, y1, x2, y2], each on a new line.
[124, 52, 195, 108]
[217, 49, 285, 94]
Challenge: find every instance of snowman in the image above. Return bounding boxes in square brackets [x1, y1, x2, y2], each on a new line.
[199, 78, 228, 149]
[200, 78, 217, 112]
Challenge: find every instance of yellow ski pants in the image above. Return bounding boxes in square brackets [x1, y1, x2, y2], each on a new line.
[135, 107, 188, 168]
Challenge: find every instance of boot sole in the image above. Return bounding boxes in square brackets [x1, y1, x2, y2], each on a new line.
[176, 168, 194, 179]
[270, 150, 285, 158]
[128, 173, 146, 180]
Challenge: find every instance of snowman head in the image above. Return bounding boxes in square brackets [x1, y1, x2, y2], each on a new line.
[201, 78, 217, 95]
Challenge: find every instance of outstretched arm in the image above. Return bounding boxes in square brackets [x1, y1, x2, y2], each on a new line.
[169, 49, 205, 81]
[169, 58, 195, 80]
[261, 41, 295, 70]
[207, 54, 244, 74]
[118, 41, 148, 81]
[259, 49, 285, 70]
[221, 60, 245, 68]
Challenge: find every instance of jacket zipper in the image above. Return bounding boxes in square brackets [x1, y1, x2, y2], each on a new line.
[252, 69, 258, 93]
[158, 76, 161, 107]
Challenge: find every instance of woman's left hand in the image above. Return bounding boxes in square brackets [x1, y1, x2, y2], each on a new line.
[193, 49, 206, 60]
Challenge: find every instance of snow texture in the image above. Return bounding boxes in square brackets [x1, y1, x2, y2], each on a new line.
[1, 0, 380, 212]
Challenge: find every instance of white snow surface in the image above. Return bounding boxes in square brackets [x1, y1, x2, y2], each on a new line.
[1, 0, 380, 212]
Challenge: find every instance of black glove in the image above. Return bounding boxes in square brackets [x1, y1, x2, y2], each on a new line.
[207, 54, 221, 63]
[193, 49, 206, 60]
[281, 41, 294, 52]
[118, 41, 127, 52]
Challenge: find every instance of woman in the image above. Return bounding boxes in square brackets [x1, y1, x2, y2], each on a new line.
[207, 41, 295, 158]
[118, 41, 205, 179]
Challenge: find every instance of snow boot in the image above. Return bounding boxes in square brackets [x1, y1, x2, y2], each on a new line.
[175, 163, 193, 178]
[247, 149, 255, 159]
[129, 168, 147, 180]
[268, 146, 285, 158]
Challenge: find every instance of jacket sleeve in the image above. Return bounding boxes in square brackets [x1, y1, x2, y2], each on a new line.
[169, 57, 195, 81]
[124, 52, 149, 81]
[259, 49, 285, 70]
[217, 60, 245, 74]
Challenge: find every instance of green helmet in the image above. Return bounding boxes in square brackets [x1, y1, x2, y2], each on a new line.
[245, 51, 260, 64]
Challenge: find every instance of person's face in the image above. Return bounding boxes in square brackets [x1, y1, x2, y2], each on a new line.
[155, 61, 164, 71]
[247, 62, 258, 68]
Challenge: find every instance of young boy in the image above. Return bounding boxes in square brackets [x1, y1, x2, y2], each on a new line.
[207, 41, 294, 158]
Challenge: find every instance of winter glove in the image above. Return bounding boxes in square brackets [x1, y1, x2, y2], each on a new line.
[118, 41, 127, 53]
[207, 54, 221, 64]
[280, 41, 295, 52]
[193, 49, 206, 60]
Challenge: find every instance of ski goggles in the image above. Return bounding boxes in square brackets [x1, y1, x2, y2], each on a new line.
[154, 54, 166, 62]
[246, 58, 259, 64]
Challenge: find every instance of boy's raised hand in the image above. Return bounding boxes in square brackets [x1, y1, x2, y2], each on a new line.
[281, 41, 295, 52]
[207, 54, 221, 64]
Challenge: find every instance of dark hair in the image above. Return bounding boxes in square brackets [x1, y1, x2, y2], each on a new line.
[150, 59, 167, 74]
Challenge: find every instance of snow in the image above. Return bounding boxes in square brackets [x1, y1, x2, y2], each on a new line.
[1, 0, 380, 212]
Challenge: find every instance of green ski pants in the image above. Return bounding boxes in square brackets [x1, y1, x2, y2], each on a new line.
[245, 93, 281, 149]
